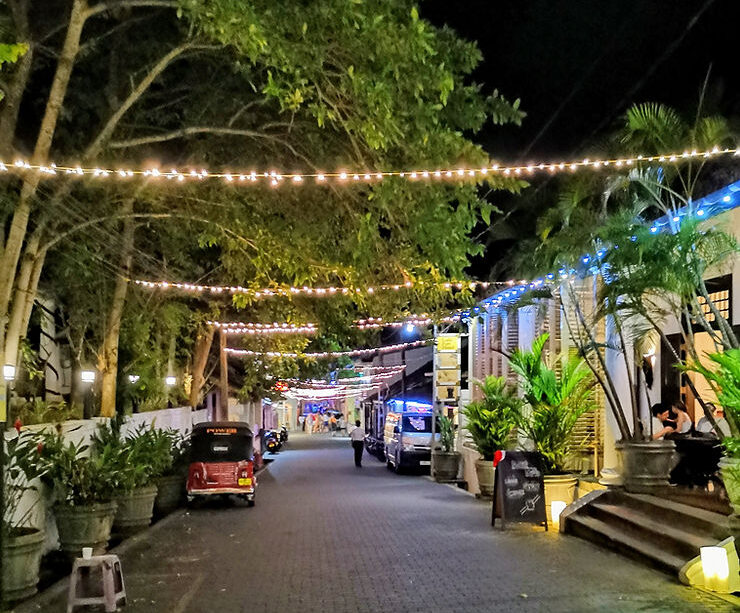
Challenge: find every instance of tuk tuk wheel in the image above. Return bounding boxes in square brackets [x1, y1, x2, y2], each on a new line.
[247, 499, 255, 507]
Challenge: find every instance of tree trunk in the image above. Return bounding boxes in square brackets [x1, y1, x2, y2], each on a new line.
[0, 0, 87, 341]
[219, 329, 228, 420]
[0, 0, 32, 156]
[189, 327, 214, 408]
[3, 232, 42, 367]
[98, 200, 135, 417]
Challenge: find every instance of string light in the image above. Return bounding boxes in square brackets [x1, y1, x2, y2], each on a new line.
[224, 339, 430, 359]
[209, 315, 462, 335]
[1, 147, 735, 187]
[135, 278, 492, 298]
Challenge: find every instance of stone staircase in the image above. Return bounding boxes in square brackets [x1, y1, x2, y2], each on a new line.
[562, 488, 734, 575]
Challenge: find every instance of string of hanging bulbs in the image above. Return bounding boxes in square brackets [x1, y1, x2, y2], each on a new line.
[2, 146, 735, 186]
[224, 339, 429, 359]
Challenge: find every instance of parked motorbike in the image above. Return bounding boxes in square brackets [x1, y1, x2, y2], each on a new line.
[278, 426, 288, 443]
[263, 430, 282, 453]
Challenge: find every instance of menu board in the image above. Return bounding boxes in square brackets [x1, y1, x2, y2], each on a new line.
[491, 451, 547, 530]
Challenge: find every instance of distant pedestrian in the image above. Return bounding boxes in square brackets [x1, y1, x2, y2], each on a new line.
[349, 420, 365, 467]
[298, 414, 306, 431]
[329, 413, 338, 436]
[322, 412, 330, 433]
[337, 414, 346, 435]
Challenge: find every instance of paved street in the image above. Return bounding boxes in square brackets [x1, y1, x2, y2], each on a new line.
[22, 433, 736, 613]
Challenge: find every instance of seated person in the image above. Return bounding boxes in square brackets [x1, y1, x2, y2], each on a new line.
[670, 401, 693, 435]
[651, 403, 675, 440]
[696, 403, 731, 437]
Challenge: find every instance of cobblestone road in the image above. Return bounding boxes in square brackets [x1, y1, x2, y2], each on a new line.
[22, 433, 737, 613]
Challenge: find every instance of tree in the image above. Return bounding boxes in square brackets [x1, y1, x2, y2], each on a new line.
[0, 1, 524, 416]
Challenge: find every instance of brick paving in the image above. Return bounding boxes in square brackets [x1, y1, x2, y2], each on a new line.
[19, 433, 737, 613]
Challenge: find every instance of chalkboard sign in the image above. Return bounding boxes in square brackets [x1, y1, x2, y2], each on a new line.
[491, 451, 547, 530]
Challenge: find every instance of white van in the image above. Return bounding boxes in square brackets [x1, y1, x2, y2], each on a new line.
[384, 410, 439, 473]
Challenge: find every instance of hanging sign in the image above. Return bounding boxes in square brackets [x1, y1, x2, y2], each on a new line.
[491, 451, 547, 531]
[434, 333, 461, 403]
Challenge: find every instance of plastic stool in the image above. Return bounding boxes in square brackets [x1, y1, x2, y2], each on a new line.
[67, 554, 126, 612]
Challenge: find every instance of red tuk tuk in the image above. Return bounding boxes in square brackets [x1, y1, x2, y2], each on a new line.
[186, 422, 256, 506]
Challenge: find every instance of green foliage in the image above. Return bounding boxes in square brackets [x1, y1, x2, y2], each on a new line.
[438, 415, 455, 453]
[10, 399, 82, 426]
[4, 429, 47, 534]
[508, 334, 597, 473]
[683, 349, 740, 443]
[35, 428, 120, 506]
[463, 376, 521, 460]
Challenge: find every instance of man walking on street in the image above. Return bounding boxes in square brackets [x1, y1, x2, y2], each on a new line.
[349, 419, 365, 467]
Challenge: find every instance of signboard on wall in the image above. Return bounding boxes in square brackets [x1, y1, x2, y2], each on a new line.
[434, 333, 461, 403]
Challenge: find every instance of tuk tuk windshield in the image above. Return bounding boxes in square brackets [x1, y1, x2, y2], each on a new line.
[191, 430, 253, 462]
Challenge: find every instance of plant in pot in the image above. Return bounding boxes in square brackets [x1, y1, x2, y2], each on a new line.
[153, 429, 190, 516]
[93, 418, 171, 537]
[462, 376, 521, 497]
[508, 333, 597, 524]
[684, 349, 740, 519]
[432, 415, 460, 482]
[2, 427, 47, 602]
[35, 427, 119, 558]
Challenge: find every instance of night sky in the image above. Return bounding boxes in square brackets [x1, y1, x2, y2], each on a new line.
[424, 0, 739, 277]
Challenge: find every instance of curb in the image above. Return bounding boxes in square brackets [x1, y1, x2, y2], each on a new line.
[13, 461, 273, 613]
[423, 475, 477, 498]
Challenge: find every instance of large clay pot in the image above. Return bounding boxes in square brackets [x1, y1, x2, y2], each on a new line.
[475, 459, 495, 498]
[432, 451, 461, 482]
[154, 474, 185, 517]
[616, 440, 678, 494]
[54, 502, 116, 557]
[718, 456, 740, 515]
[1, 528, 44, 602]
[543, 474, 578, 526]
[113, 485, 158, 536]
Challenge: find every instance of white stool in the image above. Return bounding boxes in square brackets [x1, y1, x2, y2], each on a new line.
[67, 554, 126, 612]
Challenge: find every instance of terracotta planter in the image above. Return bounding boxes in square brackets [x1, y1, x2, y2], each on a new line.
[718, 456, 740, 515]
[54, 502, 116, 557]
[154, 474, 185, 516]
[113, 485, 158, 536]
[543, 474, 578, 526]
[616, 440, 678, 494]
[475, 459, 495, 498]
[432, 451, 461, 482]
[1, 528, 44, 602]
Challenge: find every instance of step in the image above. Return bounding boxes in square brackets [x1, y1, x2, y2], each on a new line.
[564, 514, 687, 575]
[619, 492, 731, 540]
[588, 502, 716, 560]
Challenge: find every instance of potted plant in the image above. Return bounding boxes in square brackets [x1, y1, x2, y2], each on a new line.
[36, 427, 119, 557]
[684, 349, 740, 518]
[154, 430, 190, 516]
[2, 427, 46, 602]
[462, 376, 521, 497]
[93, 418, 171, 536]
[432, 415, 460, 482]
[508, 333, 597, 523]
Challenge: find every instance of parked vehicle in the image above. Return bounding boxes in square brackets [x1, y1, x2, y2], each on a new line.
[278, 426, 289, 443]
[186, 422, 256, 506]
[264, 429, 282, 453]
[384, 406, 440, 473]
[362, 400, 388, 460]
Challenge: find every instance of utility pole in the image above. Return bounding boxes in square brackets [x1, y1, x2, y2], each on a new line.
[219, 329, 228, 421]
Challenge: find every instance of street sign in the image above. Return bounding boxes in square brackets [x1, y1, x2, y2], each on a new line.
[434, 333, 461, 405]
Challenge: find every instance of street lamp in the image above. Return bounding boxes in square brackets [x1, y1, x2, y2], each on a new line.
[165, 375, 176, 386]
[80, 370, 96, 384]
[80, 370, 96, 419]
[3, 364, 15, 382]
[128, 374, 140, 384]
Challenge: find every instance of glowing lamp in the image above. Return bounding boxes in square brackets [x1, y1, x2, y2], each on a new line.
[700, 546, 730, 592]
[81, 370, 96, 384]
[128, 374, 140, 384]
[165, 376, 176, 386]
[551, 501, 567, 526]
[3, 364, 16, 381]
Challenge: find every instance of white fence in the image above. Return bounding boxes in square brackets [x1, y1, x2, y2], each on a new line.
[7, 406, 211, 553]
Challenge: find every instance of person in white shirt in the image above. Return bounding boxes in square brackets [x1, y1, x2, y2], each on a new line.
[349, 420, 366, 467]
[651, 404, 674, 440]
[697, 403, 731, 438]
